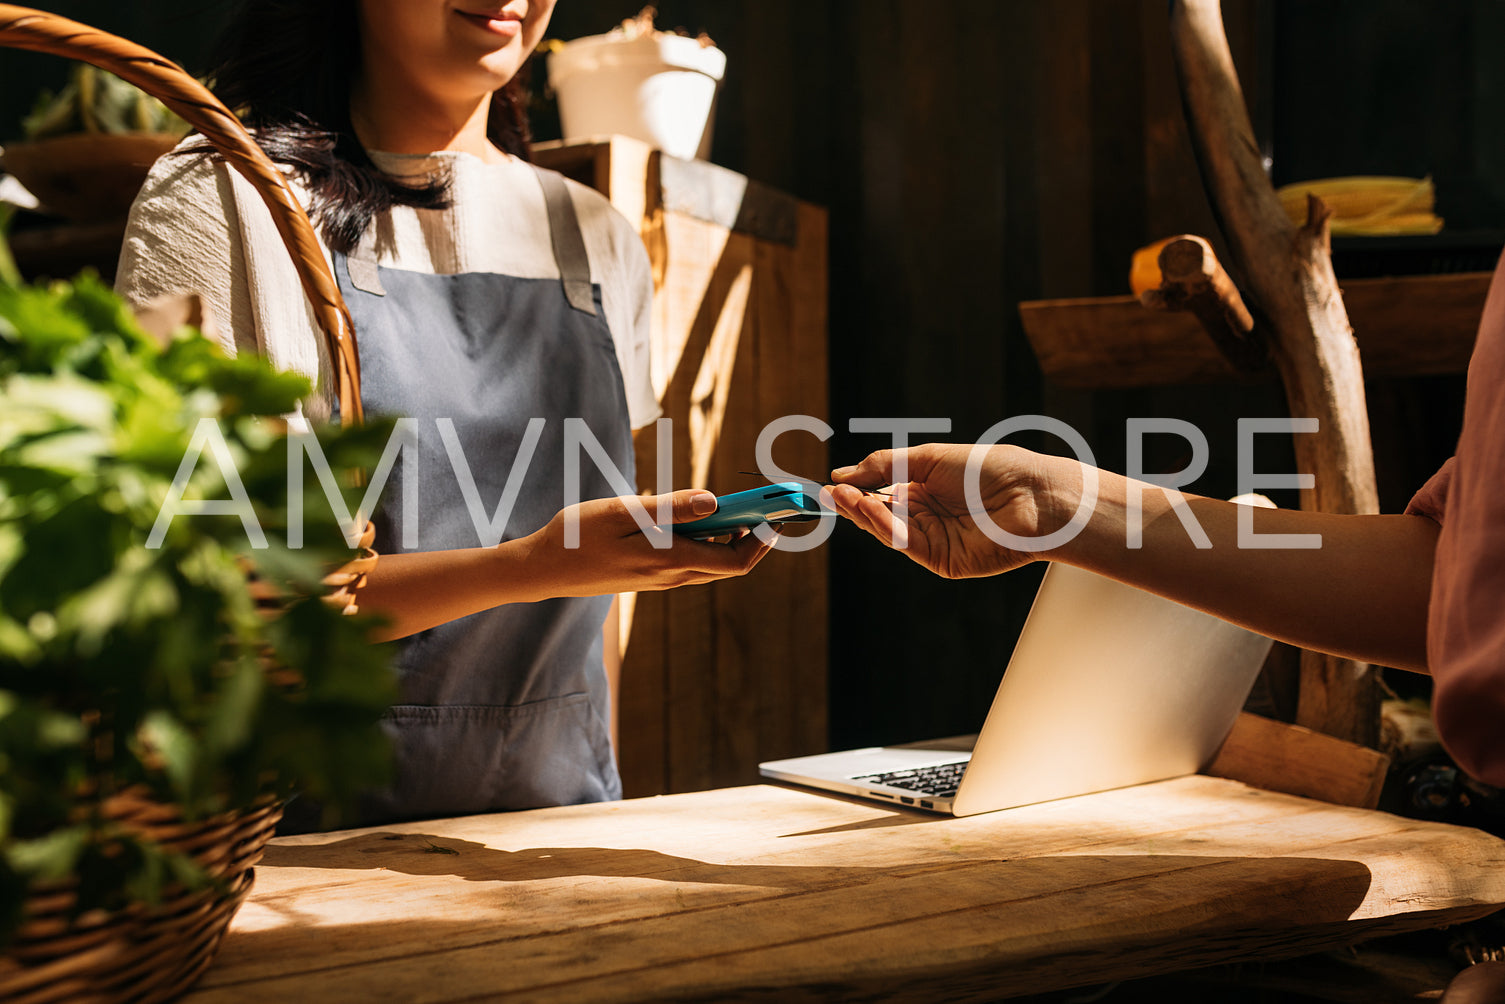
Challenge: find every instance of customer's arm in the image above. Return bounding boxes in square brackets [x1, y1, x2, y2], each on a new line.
[826, 443, 1437, 673]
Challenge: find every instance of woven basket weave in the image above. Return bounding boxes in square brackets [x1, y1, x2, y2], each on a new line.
[0, 794, 283, 1004]
[0, 5, 372, 1000]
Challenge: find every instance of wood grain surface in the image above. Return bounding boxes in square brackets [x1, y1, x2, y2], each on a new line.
[183, 776, 1505, 1003]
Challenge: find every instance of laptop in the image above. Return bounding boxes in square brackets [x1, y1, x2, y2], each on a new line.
[760, 562, 1274, 816]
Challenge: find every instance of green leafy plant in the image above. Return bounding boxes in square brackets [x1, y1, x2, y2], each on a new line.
[0, 268, 397, 943]
[21, 64, 187, 140]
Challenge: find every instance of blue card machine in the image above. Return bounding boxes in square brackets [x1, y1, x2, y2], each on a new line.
[674, 482, 824, 540]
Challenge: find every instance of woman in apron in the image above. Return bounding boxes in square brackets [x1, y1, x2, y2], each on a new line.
[116, 0, 772, 825]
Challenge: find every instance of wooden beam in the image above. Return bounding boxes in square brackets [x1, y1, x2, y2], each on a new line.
[1205, 712, 1391, 809]
[1019, 271, 1486, 388]
[1141, 234, 1266, 372]
[1168, 0, 1381, 746]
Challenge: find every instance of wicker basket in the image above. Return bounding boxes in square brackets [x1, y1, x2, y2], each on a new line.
[0, 794, 284, 1004]
[0, 6, 372, 1000]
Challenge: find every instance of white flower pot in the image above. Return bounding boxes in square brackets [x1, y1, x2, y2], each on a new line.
[548, 31, 726, 161]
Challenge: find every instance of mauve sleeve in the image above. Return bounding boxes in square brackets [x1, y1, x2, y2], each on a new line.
[1404, 457, 1454, 524]
[1424, 252, 1505, 788]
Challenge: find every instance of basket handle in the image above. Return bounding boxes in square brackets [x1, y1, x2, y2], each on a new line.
[0, 5, 364, 426]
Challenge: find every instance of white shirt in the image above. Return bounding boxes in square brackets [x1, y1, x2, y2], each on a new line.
[116, 142, 659, 429]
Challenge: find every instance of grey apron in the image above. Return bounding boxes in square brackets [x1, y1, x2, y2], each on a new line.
[329, 166, 633, 824]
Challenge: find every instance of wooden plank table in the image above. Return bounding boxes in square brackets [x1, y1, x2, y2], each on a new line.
[183, 776, 1505, 1003]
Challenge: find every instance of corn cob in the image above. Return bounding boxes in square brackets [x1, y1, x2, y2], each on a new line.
[1276, 176, 1431, 219]
[1275, 176, 1441, 234]
[1331, 212, 1445, 237]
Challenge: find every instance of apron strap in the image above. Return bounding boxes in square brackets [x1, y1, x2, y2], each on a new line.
[533, 166, 598, 316]
[346, 224, 387, 296]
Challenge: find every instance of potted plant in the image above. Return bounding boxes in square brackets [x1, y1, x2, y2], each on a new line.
[0, 257, 397, 998]
[1, 63, 188, 221]
[546, 6, 726, 161]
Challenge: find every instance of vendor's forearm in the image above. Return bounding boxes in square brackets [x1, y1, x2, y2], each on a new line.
[1037, 456, 1438, 673]
[352, 542, 548, 642]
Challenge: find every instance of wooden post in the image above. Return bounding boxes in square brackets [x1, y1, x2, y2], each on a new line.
[1167, 0, 1381, 746]
[532, 138, 830, 795]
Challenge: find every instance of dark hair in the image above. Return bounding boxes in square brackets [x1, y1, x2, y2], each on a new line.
[206, 0, 533, 254]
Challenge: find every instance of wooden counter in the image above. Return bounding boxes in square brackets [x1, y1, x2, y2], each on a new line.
[183, 776, 1505, 1003]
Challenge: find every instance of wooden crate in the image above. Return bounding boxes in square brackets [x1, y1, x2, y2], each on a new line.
[533, 137, 830, 797]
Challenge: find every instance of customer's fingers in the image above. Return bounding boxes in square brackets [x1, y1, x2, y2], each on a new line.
[826, 485, 908, 550]
[829, 451, 894, 490]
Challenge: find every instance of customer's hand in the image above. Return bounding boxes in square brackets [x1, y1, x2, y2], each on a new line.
[523, 489, 775, 596]
[825, 443, 1073, 579]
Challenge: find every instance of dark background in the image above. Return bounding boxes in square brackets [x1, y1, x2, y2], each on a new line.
[2, 0, 1495, 754]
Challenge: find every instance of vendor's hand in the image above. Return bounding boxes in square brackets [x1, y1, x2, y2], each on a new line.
[825, 443, 1073, 579]
[523, 489, 774, 596]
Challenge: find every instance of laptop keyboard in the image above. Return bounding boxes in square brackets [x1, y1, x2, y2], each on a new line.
[853, 760, 969, 798]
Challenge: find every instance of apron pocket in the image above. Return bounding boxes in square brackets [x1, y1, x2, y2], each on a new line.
[373, 693, 618, 820]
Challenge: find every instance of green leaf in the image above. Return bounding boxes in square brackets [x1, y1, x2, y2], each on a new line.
[65, 273, 147, 345]
[0, 283, 95, 367]
[33, 710, 86, 750]
[22, 66, 186, 141]
[138, 711, 197, 801]
[0, 205, 19, 290]
[158, 337, 311, 416]
[114, 392, 191, 469]
[14, 428, 112, 476]
[203, 657, 264, 756]
[55, 548, 181, 659]
[20, 81, 76, 140]
[0, 619, 41, 663]
[0, 372, 117, 441]
[4, 826, 87, 881]
[2, 495, 123, 625]
[0, 523, 22, 584]
[119, 842, 166, 905]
